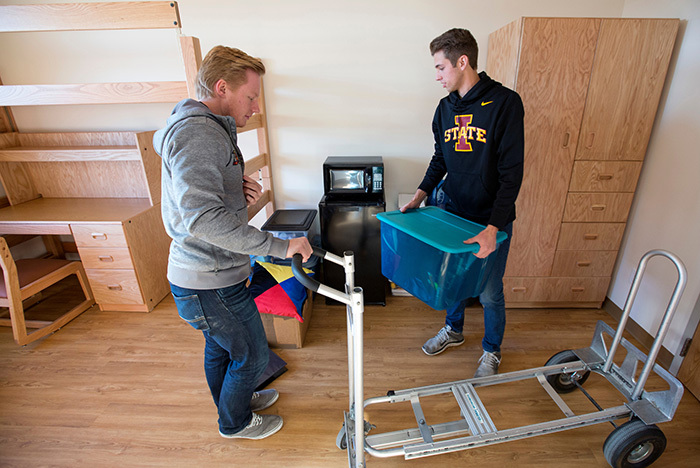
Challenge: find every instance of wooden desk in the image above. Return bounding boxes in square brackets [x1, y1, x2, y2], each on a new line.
[0, 198, 171, 312]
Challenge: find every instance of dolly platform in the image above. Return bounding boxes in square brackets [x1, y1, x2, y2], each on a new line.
[292, 248, 687, 468]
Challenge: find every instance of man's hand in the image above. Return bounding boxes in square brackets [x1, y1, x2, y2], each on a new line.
[242, 175, 263, 206]
[464, 225, 499, 259]
[286, 237, 313, 262]
[400, 189, 428, 213]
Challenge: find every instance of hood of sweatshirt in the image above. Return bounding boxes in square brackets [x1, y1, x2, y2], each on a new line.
[447, 71, 499, 112]
[153, 99, 239, 159]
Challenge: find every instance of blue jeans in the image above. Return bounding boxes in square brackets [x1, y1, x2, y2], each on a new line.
[445, 222, 512, 354]
[170, 281, 269, 434]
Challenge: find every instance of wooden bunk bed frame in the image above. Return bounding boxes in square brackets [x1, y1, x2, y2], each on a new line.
[0, 1, 276, 313]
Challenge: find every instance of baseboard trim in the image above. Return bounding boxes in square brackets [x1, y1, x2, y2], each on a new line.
[602, 298, 673, 370]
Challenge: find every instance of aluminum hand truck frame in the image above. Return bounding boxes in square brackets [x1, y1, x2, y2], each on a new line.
[292, 248, 687, 468]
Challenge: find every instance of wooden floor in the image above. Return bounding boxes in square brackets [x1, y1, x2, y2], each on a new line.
[1, 280, 699, 467]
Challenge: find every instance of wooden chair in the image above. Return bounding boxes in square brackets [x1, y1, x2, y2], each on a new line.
[0, 237, 94, 345]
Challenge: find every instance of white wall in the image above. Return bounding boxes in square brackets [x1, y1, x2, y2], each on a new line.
[611, 0, 700, 371]
[2, 0, 698, 360]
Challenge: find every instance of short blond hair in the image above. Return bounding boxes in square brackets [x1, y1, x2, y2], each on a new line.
[195, 46, 266, 100]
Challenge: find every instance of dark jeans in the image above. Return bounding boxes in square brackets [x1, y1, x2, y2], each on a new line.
[445, 222, 513, 353]
[170, 281, 269, 434]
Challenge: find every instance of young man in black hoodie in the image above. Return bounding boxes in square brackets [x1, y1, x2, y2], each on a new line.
[401, 28, 524, 377]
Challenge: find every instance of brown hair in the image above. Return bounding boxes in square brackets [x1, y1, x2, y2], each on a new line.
[429, 28, 478, 70]
[195, 46, 266, 100]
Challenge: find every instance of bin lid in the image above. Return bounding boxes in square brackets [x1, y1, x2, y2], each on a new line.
[376, 206, 508, 254]
[261, 209, 317, 232]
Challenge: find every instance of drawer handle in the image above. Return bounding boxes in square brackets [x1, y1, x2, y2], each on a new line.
[597, 174, 613, 181]
[576, 261, 591, 267]
[584, 234, 598, 240]
[586, 132, 595, 149]
[98, 256, 114, 262]
[591, 204, 606, 211]
[107, 284, 123, 291]
[571, 287, 585, 293]
[562, 132, 571, 149]
[91, 233, 108, 241]
[512, 287, 527, 293]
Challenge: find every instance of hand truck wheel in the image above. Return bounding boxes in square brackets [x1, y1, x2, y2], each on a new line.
[336, 424, 347, 450]
[544, 350, 590, 393]
[603, 419, 666, 468]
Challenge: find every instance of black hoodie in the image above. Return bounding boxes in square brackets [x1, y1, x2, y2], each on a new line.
[418, 71, 524, 230]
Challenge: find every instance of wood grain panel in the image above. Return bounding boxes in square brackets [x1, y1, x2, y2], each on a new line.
[16, 132, 135, 146]
[0, 146, 140, 162]
[77, 247, 134, 270]
[562, 193, 634, 223]
[85, 268, 144, 305]
[0, 76, 17, 133]
[486, 18, 522, 89]
[551, 250, 617, 277]
[135, 131, 160, 205]
[557, 223, 626, 251]
[71, 224, 127, 248]
[0, 2, 181, 32]
[678, 322, 700, 400]
[504, 18, 600, 277]
[576, 19, 679, 161]
[0, 82, 189, 106]
[122, 205, 170, 310]
[179, 36, 202, 99]
[504, 276, 609, 304]
[25, 161, 148, 198]
[569, 161, 643, 192]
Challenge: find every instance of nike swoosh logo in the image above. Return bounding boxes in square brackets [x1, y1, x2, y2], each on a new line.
[481, 101, 493, 106]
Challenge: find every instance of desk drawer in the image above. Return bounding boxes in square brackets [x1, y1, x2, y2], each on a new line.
[563, 193, 634, 223]
[71, 224, 127, 248]
[79, 247, 135, 270]
[569, 161, 642, 192]
[551, 250, 617, 277]
[557, 223, 626, 251]
[85, 269, 144, 305]
[504, 277, 609, 303]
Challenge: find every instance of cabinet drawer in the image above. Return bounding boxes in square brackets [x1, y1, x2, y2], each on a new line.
[569, 161, 642, 192]
[551, 250, 617, 277]
[85, 269, 144, 305]
[71, 224, 127, 248]
[563, 193, 634, 222]
[78, 247, 135, 270]
[557, 223, 625, 250]
[504, 277, 609, 303]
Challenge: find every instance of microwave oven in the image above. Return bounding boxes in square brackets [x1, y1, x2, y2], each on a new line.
[323, 156, 383, 197]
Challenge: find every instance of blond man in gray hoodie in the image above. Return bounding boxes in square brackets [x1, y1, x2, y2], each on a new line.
[154, 46, 312, 440]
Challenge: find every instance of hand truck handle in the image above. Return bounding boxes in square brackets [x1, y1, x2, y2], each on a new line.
[291, 247, 356, 306]
[291, 247, 326, 293]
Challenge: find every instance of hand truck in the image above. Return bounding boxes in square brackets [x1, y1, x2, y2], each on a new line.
[292, 248, 687, 468]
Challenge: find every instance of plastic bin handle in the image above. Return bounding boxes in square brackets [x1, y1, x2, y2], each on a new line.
[291, 247, 325, 293]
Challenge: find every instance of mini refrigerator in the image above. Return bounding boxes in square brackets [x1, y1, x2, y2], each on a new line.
[319, 194, 386, 305]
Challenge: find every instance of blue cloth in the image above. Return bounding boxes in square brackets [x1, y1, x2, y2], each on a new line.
[445, 222, 512, 353]
[170, 281, 269, 434]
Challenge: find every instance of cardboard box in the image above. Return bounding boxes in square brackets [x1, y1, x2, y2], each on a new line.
[259, 293, 313, 349]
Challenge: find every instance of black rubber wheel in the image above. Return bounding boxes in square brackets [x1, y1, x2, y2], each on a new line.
[603, 419, 666, 468]
[544, 349, 590, 393]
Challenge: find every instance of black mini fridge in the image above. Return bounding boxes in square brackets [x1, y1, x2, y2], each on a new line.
[319, 193, 386, 305]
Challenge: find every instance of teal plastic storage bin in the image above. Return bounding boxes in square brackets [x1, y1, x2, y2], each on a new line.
[376, 206, 508, 310]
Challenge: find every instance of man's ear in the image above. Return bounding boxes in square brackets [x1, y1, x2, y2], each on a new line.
[213, 79, 227, 97]
[459, 55, 470, 71]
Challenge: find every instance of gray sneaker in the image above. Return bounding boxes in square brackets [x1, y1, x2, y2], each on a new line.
[219, 413, 283, 440]
[473, 350, 501, 378]
[251, 389, 279, 412]
[422, 325, 464, 356]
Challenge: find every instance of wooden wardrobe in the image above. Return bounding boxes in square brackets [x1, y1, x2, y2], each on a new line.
[486, 17, 679, 308]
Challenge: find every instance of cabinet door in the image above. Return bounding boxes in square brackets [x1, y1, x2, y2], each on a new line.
[576, 19, 679, 161]
[502, 18, 600, 277]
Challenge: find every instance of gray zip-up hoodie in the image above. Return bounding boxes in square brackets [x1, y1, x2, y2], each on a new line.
[153, 99, 288, 289]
